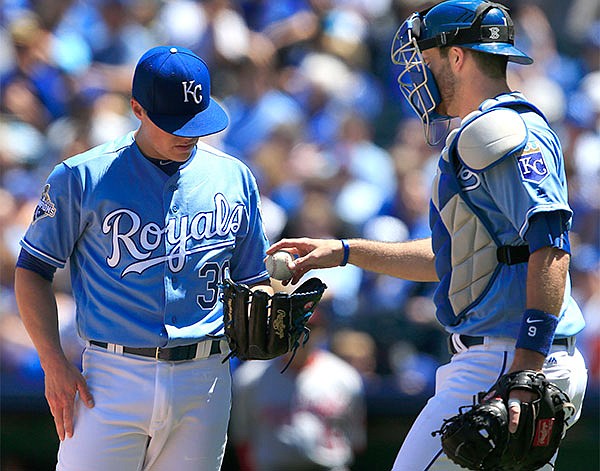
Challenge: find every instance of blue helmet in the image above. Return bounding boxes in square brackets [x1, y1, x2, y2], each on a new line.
[391, 0, 532, 144]
[418, 1, 532, 64]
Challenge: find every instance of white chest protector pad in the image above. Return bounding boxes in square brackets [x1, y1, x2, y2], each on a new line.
[432, 104, 528, 318]
[456, 107, 528, 172]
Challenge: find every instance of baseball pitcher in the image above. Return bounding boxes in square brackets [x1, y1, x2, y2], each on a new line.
[14, 46, 323, 471]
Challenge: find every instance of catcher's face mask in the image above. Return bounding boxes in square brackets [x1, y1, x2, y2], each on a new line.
[391, 1, 533, 145]
[391, 12, 451, 145]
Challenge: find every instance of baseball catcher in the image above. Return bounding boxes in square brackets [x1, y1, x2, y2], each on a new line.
[221, 277, 327, 367]
[433, 370, 576, 470]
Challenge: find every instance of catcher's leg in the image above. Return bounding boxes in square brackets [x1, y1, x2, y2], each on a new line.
[391, 340, 587, 471]
[391, 394, 462, 470]
[542, 345, 587, 427]
[541, 344, 588, 469]
[391, 349, 511, 470]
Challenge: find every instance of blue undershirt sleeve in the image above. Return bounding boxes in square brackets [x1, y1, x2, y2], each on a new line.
[16, 248, 58, 282]
[524, 211, 571, 254]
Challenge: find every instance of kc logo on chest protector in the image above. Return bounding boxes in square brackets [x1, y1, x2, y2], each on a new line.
[518, 141, 548, 184]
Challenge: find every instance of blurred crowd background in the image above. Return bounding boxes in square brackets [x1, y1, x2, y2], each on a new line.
[0, 0, 598, 469]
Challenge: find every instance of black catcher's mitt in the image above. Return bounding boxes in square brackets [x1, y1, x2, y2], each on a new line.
[221, 277, 327, 366]
[433, 370, 575, 470]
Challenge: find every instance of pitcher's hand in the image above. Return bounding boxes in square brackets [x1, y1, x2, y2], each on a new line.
[42, 356, 94, 440]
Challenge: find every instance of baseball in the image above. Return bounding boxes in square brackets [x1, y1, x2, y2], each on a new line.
[266, 250, 294, 280]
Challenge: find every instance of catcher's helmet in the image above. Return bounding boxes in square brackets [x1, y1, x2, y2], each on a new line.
[391, 0, 532, 144]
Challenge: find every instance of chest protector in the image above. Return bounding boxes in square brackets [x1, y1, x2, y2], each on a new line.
[430, 93, 546, 326]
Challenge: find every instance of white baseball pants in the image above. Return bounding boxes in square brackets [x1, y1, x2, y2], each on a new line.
[57, 344, 231, 471]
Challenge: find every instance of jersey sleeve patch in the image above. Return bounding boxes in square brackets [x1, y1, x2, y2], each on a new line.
[516, 141, 549, 184]
[457, 108, 528, 172]
[32, 184, 57, 224]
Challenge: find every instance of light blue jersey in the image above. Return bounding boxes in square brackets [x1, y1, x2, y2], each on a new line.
[21, 132, 270, 347]
[430, 93, 585, 338]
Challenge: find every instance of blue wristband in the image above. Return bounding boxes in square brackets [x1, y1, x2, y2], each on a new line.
[515, 309, 559, 357]
[340, 239, 350, 266]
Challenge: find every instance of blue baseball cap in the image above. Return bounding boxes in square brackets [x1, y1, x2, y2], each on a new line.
[132, 46, 229, 137]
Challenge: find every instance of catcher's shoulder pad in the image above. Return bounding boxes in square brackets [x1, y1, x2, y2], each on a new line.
[457, 107, 528, 172]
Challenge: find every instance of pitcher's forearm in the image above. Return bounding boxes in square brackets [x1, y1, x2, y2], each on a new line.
[14, 267, 66, 367]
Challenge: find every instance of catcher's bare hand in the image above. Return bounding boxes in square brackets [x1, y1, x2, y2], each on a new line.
[506, 389, 536, 433]
[484, 382, 537, 434]
[506, 348, 546, 432]
[267, 238, 345, 285]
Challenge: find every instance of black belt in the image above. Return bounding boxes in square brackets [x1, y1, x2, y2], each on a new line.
[90, 340, 223, 361]
[497, 245, 530, 265]
[448, 334, 572, 355]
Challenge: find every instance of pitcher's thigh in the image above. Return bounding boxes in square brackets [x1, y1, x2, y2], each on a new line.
[58, 349, 155, 471]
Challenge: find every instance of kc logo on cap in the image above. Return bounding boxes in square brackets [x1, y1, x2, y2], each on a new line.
[182, 81, 203, 104]
[132, 46, 229, 137]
